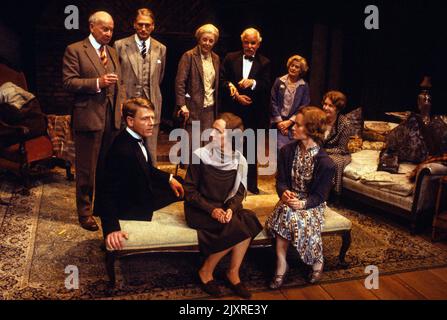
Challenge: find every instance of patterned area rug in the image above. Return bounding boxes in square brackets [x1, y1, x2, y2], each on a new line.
[1, 168, 447, 300]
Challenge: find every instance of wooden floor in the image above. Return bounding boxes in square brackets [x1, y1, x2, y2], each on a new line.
[215, 236, 447, 300]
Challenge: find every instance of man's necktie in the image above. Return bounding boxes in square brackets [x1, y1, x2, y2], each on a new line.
[133, 136, 150, 163]
[141, 40, 147, 60]
[99, 46, 108, 67]
[244, 55, 254, 62]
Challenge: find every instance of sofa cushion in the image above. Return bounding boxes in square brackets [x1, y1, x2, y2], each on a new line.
[344, 150, 381, 180]
[343, 177, 414, 211]
[115, 195, 352, 251]
[344, 150, 416, 196]
[360, 171, 414, 196]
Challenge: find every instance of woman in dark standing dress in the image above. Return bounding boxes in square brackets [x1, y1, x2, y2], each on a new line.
[266, 106, 335, 288]
[184, 113, 262, 299]
[321, 91, 351, 195]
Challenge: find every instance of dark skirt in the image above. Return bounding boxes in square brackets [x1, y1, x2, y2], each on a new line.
[328, 153, 351, 194]
[185, 205, 263, 256]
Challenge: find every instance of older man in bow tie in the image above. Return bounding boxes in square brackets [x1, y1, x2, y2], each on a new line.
[221, 28, 272, 194]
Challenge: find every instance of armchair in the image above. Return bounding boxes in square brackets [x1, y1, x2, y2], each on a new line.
[0, 63, 73, 195]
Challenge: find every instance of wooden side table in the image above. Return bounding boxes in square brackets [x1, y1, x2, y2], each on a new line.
[432, 176, 447, 242]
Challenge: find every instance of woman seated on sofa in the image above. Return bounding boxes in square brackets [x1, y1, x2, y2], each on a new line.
[271, 54, 310, 152]
[266, 106, 335, 288]
[184, 112, 262, 299]
[321, 90, 351, 195]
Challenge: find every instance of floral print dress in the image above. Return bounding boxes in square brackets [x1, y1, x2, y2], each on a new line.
[266, 145, 325, 265]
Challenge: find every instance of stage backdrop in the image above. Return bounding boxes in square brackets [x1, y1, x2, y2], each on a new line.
[1, 0, 445, 122]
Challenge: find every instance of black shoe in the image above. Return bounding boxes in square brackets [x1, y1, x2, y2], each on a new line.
[200, 279, 223, 297]
[79, 216, 99, 231]
[248, 187, 260, 195]
[225, 277, 252, 299]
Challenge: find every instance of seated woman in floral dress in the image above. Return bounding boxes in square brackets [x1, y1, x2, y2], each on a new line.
[266, 106, 335, 288]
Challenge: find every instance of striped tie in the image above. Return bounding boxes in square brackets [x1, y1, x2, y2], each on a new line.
[141, 40, 147, 59]
[99, 45, 108, 67]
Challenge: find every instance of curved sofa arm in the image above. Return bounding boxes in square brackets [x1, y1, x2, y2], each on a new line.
[413, 162, 447, 214]
[417, 162, 447, 177]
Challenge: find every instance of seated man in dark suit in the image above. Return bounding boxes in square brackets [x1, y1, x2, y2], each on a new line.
[96, 97, 184, 250]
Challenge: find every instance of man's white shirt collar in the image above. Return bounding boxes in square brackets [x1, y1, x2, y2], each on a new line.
[126, 127, 143, 140]
[135, 34, 151, 51]
[127, 127, 148, 162]
[88, 34, 102, 54]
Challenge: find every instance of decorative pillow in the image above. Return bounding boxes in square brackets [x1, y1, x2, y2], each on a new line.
[386, 113, 429, 163]
[348, 136, 363, 153]
[362, 141, 386, 151]
[377, 149, 399, 174]
[363, 121, 398, 142]
[0, 81, 35, 109]
[345, 107, 363, 137]
[423, 116, 447, 156]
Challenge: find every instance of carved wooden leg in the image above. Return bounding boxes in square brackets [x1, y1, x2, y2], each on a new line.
[20, 164, 31, 196]
[410, 220, 418, 235]
[338, 230, 351, 268]
[106, 251, 116, 287]
[18, 142, 31, 196]
[65, 161, 74, 181]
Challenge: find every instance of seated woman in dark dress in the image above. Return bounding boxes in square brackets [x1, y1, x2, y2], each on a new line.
[184, 112, 262, 299]
[266, 106, 335, 288]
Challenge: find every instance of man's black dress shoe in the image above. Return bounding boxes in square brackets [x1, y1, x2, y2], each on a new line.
[225, 277, 252, 299]
[79, 216, 99, 231]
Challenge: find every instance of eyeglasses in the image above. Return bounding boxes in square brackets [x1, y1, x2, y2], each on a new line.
[135, 23, 153, 29]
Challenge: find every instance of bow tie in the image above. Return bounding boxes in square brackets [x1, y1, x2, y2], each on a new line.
[244, 55, 254, 62]
[132, 136, 144, 144]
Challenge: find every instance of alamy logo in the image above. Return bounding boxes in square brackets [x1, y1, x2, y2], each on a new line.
[65, 265, 79, 290]
[364, 265, 379, 289]
[64, 5, 79, 30]
[364, 5, 379, 30]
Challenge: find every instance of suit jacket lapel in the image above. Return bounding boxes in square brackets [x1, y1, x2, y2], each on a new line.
[248, 55, 261, 79]
[192, 46, 204, 85]
[149, 39, 159, 80]
[234, 52, 243, 80]
[131, 137, 153, 185]
[125, 36, 140, 78]
[83, 39, 104, 76]
[211, 52, 219, 88]
[106, 44, 118, 72]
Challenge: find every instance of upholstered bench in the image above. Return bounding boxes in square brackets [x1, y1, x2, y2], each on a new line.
[105, 195, 352, 286]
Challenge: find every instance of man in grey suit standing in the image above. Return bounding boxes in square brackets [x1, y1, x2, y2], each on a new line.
[114, 8, 166, 165]
[62, 11, 125, 231]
